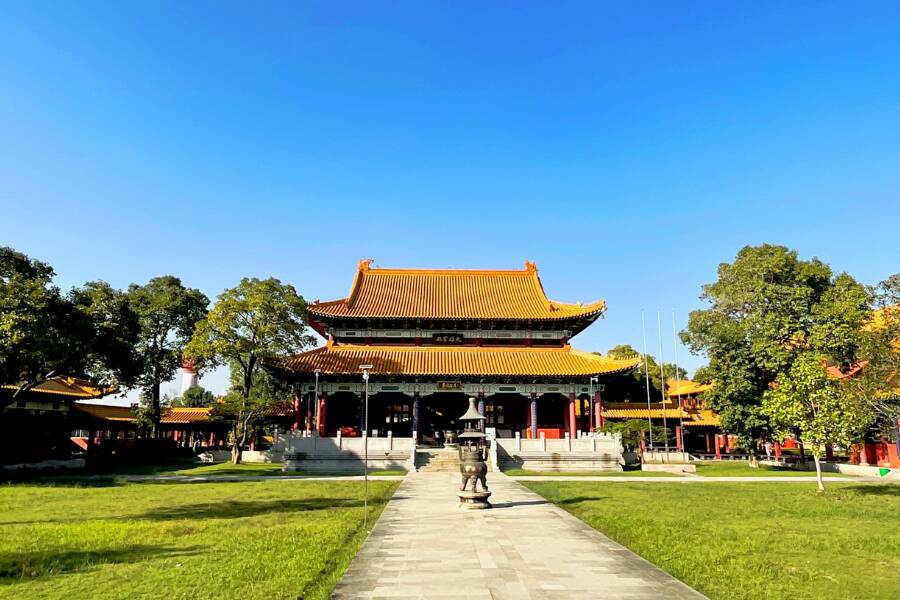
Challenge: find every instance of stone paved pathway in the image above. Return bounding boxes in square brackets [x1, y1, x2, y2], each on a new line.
[510, 475, 897, 483]
[332, 472, 705, 599]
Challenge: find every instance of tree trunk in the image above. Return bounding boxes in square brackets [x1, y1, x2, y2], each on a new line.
[812, 454, 825, 493]
[231, 443, 242, 464]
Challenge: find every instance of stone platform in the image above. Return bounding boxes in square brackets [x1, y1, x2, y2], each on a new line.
[332, 471, 705, 599]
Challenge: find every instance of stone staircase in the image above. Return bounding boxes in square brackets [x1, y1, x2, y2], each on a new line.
[414, 448, 460, 472]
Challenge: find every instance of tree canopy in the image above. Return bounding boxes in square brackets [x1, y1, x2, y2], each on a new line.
[173, 385, 217, 408]
[127, 276, 209, 433]
[186, 277, 314, 462]
[1, 247, 141, 404]
[681, 244, 872, 454]
[604, 343, 687, 404]
[763, 352, 870, 491]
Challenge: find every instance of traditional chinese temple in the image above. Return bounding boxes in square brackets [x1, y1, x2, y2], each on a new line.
[265, 260, 642, 444]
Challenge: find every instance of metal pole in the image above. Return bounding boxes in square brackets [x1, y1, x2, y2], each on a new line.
[657, 311, 669, 454]
[313, 370, 320, 436]
[672, 310, 685, 453]
[641, 311, 654, 450]
[363, 370, 369, 531]
[588, 377, 594, 432]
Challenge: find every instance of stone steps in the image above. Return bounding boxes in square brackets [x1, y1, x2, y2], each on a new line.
[415, 448, 461, 472]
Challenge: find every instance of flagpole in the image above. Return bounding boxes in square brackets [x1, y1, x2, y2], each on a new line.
[657, 311, 669, 454]
[672, 310, 685, 453]
[641, 311, 654, 451]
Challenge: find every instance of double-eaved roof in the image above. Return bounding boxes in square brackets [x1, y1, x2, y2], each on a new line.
[266, 341, 641, 378]
[308, 260, 606, 322]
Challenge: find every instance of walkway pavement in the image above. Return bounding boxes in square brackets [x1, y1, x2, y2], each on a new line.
[510, 475, 897, 483]
[331, 472, 705, 599]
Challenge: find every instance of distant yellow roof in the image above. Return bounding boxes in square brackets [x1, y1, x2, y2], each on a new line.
[267, 343, 640, 378]
[2, 376, 116, 399]
[601, 403, 720, 426]
[73, 403, 134, 421]
[666, 379, 713, 398]
[162, 407, 212, 424]
[308, 260, 607, 322]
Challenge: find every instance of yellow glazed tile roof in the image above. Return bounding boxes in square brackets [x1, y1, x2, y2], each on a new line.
[267, 343, 641, 377]
[162, 407, 212, 424]
[601, 404, 721, 426]
[73, 403, 134, 422]
[308, 260, 607, 321]
[666, 379, 713, 398]
[2, 376, 116, 399]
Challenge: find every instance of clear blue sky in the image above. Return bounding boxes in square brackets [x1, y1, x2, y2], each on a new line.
[3, 2, 899, 399]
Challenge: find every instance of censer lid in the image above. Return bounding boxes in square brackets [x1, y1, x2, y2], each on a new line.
[459, 397, 486, 422]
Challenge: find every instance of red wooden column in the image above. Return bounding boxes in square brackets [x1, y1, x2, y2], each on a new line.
[593, 389, 604, 430]
[705, 432, 711, 453]
[529, 392, 538, 439]
[675, 426, 683, 451]
[640, 429, 647, 452]
[774, 441, 782, 459]
[292, 388, 302, 432]
[317, 391, 328, 436]
[825, 445, 834, 461]
[567, 392, 577, 438]
[715, 434, 722, 459]
[305, 390, 313, 433]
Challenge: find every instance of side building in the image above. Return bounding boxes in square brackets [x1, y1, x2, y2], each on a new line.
[265, 260, 641, 444]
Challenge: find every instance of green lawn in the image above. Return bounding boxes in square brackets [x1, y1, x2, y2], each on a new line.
[523, 481, 900, 600]
[0, 479, 399, 599]
[503, 468, 677, 477]
[694, 461, 843, 477]
[43, 461, 407, 479]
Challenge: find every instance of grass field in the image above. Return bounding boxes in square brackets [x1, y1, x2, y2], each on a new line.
[523, 481, 900, 599]
[69, 461, 407, 478]
[502, 468, 677, 477]
[693, 461, 843, 477]
[0, 478, 399, 600]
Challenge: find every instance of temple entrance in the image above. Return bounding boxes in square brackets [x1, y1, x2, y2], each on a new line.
[418, 392, 469, 446]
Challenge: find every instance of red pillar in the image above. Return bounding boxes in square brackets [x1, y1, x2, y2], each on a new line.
[675, 426, 683, 452]
[317, 392, 328, 436]
[774, 441, 782, 459]
[305, 390, 313, 433]
[567, 392, 577, 438]
[705, 432, 711, 453]
[529, 392, 537, 439]
[593, 390, 604, 430]
[715, 434, 722, 459]
[292, 388, 302, 432]
[640, 429, 647, 452]
[825, 445, 834, 461]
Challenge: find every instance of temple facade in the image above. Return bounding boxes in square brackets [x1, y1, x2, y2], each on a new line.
[265, 260, 641, 444]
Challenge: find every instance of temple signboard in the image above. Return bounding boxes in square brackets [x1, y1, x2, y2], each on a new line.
[432, 333, 464, 344]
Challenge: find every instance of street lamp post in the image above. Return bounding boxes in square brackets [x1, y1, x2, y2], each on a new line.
[589, 376, 598, 432]
[313, 369, 321, 436]
[360, 364, 373, 531]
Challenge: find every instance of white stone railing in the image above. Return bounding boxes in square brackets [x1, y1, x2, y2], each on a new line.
[280, 431, 414, 456]
[498, 431, 622, 453]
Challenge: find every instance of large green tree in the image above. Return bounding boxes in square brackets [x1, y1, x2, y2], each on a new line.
[1, 247, 140, 405]
[849, 274, 900, 437]
[127, 276, 209, 435]
[681, 244, 871, 462]
[186, 277, 314, 463]
[69, 281, 141, 391]
[763, 352, 870, 492]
